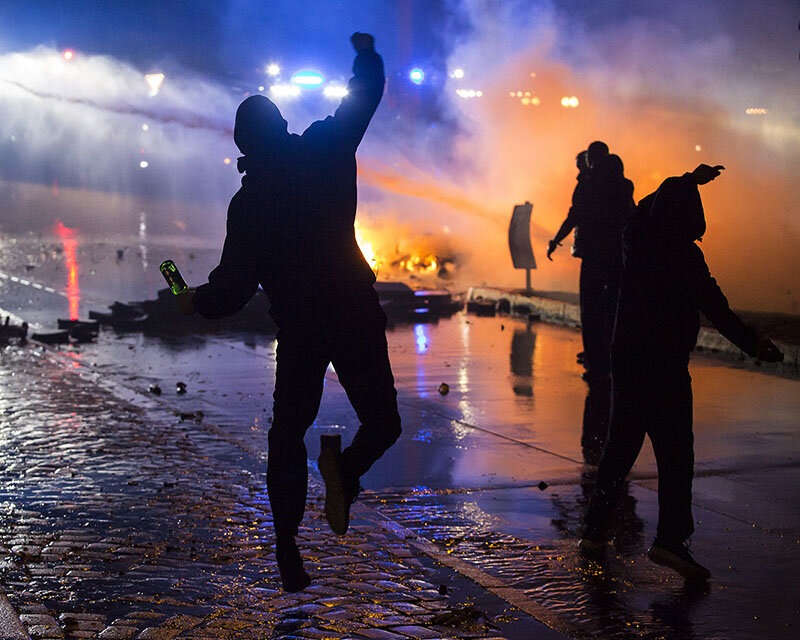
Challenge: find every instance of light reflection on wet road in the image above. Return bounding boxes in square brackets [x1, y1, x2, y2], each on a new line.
[2, 238, 800, 638]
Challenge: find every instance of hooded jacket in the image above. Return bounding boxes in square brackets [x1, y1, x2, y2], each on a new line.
[612, 173, 757, 370]
[193, 46, 385, 327]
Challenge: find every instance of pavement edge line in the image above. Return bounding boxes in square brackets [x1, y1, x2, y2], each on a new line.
[363, 506, 590, 640]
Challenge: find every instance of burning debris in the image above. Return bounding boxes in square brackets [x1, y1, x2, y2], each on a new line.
[354, 219, 459, 281]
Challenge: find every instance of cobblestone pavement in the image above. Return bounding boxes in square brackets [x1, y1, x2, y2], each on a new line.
[0, 343, 562, 640]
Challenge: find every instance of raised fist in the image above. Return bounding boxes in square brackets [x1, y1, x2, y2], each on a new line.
[351, 32, 375, 51]
[691, 164, 725, 185]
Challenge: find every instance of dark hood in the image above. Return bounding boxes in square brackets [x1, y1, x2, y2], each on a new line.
[233, 95, 289, 164]
[648, 174, 706, 245]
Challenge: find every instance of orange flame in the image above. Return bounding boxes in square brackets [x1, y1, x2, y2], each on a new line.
[55, 220, 80, 320]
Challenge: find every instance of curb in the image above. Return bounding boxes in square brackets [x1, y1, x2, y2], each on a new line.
[467, 286, 800, 379]
[0, 590, 30, 640]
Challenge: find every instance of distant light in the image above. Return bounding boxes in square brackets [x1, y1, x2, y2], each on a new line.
[561, 96, 579, 108]
[508, 91, 515, 97]
[270, 84, 301, 97]
[530, 72, 536, 77]
[258, 85, 265, 92]
[266, 63, 280, 76]
[531, 97, 541, 105]
[524, 91, 531, 97]
[144, 73, 165, 96]
[516, 91, 523, 97]
[569, 96, 579, 107]
[141, 124, 149, 132]
[745, 107, 768, 115]
[224, 157, 231, 165]
[452, 68, 464, 79]
[62, 49, 74, 61]
[695, 144, 702, 152]
[409, 68, 424, 84]
[323, 85, 349, 99]
[139, 160, 149, 168]
[456, 89, 482, 99]
[521, 97, 531, 106]
[291, 70, 324, 87]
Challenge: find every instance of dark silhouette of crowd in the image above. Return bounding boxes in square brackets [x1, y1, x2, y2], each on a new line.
[171, 31, 785, 592]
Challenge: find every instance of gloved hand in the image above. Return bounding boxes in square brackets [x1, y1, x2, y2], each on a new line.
[547, 239, 560, 261]
[754, 337, 783, 362]
[691, 164, 725, 185]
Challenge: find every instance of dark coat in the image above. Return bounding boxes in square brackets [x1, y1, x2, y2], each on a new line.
[612, 173, 757, 371]
[193, 47, 385, 327]
[564, 173, 634, 262]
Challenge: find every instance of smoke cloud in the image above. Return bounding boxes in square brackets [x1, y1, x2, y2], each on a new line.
[0, 1, 797, 313]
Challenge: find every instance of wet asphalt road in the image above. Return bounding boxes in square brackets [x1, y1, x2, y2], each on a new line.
[1, 237, 799, 638]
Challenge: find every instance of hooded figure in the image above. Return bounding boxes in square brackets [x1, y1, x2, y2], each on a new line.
[178, 33, 401, 594]
[581, 165, 782, 582]
[549, 146, 634, 380]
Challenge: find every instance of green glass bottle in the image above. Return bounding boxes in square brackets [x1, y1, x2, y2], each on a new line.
[159, 260, 189, 295]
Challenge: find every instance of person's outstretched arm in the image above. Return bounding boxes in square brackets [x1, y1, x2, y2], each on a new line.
[180, 193, 260, 319]
[692, 249, 782, 361]
[547, 180, 586, 260]
[308, 32, 384, 151]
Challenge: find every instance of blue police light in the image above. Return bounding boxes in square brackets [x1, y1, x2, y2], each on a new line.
[291, 70, 325, 88]
[409, 68, 425, 84]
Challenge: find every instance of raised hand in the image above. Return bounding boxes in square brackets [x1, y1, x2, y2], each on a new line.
[546, 239, 560, 261]
[691, 164, 725, 185]
[350, 32, 375, 51]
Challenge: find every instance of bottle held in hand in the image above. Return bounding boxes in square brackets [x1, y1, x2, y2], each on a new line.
[159, 260, 188, 295]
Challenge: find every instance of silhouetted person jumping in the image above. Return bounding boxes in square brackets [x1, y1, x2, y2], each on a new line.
[580, 164, 783, 582]
[548, 142, 634, 381]
[176, 33, 401, 593]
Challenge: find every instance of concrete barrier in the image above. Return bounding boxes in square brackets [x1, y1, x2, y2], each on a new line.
[467, 287, 800, 379]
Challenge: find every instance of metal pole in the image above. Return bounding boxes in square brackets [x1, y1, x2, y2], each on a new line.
[525, 268, 531, 293]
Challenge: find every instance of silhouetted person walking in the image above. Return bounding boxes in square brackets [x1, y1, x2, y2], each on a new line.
[548, 142, 634, 381]
[176, 33, 401, 592]
[580, 164, 783, 582]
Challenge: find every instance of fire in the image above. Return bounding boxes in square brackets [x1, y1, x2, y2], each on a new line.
[354, 218, 450, 280]
[54, 220, 80, 320]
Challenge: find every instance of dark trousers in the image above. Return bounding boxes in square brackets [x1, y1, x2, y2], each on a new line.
[579, 258, 621, 377]
[266, 297, 401, 538]
[585, 365, 695, 543]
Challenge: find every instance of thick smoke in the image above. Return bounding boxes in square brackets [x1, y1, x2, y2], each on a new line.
[0, 1, 798, 313]
[424, 0, 800, 313]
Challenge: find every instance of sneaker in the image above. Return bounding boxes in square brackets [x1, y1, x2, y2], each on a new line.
[275, 536, 311, 593]
[318, 434, 358, 536]
[647, 539, 711, 582]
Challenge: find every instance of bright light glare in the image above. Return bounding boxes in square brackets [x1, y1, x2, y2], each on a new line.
[270, 84, 301, 97]
[224, 157, 231, 165]
[695, 144, 702, 151]
[561, 96, 579, 108]
[409, 68, 424, 84]
[323, 85, 349, 99]
[62, 49, 74, 61]
[456, 89, 482, 99]
[569, 96, 579, 107]
[139, 160, 149, 168]
[144, 73, 165, 96]
[291, 70, 324, 87]
[452, 68, 464, 79]
[745, 107, 768, 115]
[141, 123, 149, 131]
[266, 63, 280, 76]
